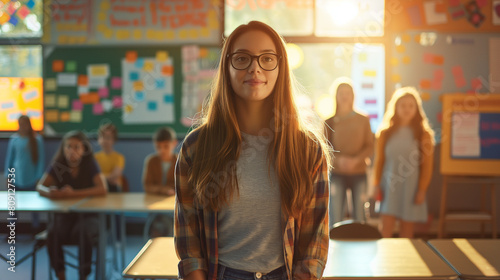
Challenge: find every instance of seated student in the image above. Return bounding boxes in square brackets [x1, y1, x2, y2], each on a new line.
[94, 123, 125, 192]
[142, 127, 177, 237]
[37, 131, 107, 280]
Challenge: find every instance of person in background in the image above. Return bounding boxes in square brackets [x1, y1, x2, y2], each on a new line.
[175, 21, 332, 280]
[325, 81, 374, 227]
[4, 115, 45, 232]
[373, 86, 435, 238]
[142, 127, 178, 237]
[95, 123, 125, 192]
[37, 131, 107, 280]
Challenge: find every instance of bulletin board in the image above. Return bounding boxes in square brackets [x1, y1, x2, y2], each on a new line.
[43, 45, 219, 136]
[388, 0, 500, 32]
[42, 0, 221, 45]
[441, 93, 500, 176]
[389, 32, 500, 141]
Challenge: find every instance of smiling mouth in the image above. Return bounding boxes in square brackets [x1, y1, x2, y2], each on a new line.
[244, 80, 266, 86]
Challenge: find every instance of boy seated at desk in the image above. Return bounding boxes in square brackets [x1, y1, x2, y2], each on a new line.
[142, 127, 178, 237]
[94, 123, 126, 192]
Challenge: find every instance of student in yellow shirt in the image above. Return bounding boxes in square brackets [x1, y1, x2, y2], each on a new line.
[95, 123, 125, 192]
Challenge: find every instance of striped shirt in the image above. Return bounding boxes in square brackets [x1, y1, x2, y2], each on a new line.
[174, 129, 330, 280]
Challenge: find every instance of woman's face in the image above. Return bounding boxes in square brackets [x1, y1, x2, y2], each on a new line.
[396, 95, 418, 124]
[336, 85, 354, 109]
[64, 137, 85, 164]
[229, 30, 279, 103]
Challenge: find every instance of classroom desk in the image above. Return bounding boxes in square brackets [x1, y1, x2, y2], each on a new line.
[71, 193, 176, 280]
[123, 238, 459, 280]
[122, 237, 177, 279]
[323, 238, 459, 280]
[0, 190, 88, 212]
[428, 239, 500, 280]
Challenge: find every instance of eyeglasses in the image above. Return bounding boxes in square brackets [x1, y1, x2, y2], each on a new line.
[227, 52, 281, 71]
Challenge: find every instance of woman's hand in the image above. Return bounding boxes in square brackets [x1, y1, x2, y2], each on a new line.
[414, 189, 426, 205]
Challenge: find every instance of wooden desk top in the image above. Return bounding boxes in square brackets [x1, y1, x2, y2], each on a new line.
[122, 237, 178, 279]
[71, 192, 176, 213]
[0, 191, 88, 212]
[428, 239, 500, 279]
[123, 238, 458, 280]
[324, 239, 458, 279]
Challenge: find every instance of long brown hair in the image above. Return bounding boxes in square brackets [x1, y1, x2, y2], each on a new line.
[18, 115, 38, 164]
[377, 87, 435, 145]
[189, 21, 332, 217]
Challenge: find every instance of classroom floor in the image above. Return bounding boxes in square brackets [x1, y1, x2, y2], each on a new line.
[0, 232, 149, 280]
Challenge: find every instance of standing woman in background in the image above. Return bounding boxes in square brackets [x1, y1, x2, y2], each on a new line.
[325, 81, 374, 227]
[175, 21, 332, 280]
[4, 115, 45, 231]
[373, 87, 435, 238]
[37, 131, 107, 280]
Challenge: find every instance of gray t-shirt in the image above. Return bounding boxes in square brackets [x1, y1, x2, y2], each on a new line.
[218, 132, 284, 272]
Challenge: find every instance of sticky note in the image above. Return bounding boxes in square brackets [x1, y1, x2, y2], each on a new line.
[423, 1, 447, 25]
[57, 73, 77, 86]
[98, 87, 109, 98]
[395, 45, 405, 53]
[133, 81, 144, 91]
[431, 79, 442, 90]
[72, 99, 83, 111]
[423, 53, 434, 64]
[156, 51, 168, 62]
[93, 103, 104, 115]
[420, 79, 431, 89]
[66, 61, 77, 72]
[126, 51, 138, 62]
[45, 94, 56, 107]
[391, 74, 401, 82]
[88, 77, 106, 88]
[125, 104, 133, 113]
[432, 55, 444, 65]
[60, 112, 70, 122]
[17, 6, 30, 20]
[45, 110, 59, 122]
[78, 75, 88, 86]
[363, 70, 377, 77]
[57, 95, 69, 108]
[148, 101, 157, 111]
[102, 100, 113, 112]
[0, 102, 14, 109]
[88, 64, 109, 77]
[144, 61, 154, 72]
[80, 93, 100, 104]
[364, 99, 377, 104]
[134, 91, 145, 101]
[129, 72, 139, 81]
[78, 86, 89, 95]
[156, 79, 165, 89]
[52, 60, 64, 72]
[70, 111, 82, 122]
[164, 94, 174, 103]
[402, 34, 411, 43]
[402, 56, 411, 64]
[471, 78, 482, 90]
[434, 69, 444, 80]
[449, 0, 460, 6]
[135, 58, 145, 68]
[199, 48, 208, 58]
[112, 96, 122, 108]
[362, 83, 374, 89]
[421, 92, 431, 101]
[390, 57, 399, 66]
[23, 90, 38, 102]
[162, 65, 174, 76]
[111, 77, 122, 89]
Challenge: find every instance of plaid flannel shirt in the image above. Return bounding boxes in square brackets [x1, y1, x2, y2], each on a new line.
[174, 130, 330, 280]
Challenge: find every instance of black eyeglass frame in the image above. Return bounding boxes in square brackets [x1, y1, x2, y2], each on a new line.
[226, 52, 282, 71]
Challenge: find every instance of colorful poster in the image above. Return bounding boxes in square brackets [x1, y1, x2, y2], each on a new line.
[0, 77, 43, 131]
[122, 55, 175, 124]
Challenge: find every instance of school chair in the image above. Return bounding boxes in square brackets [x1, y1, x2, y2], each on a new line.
[330, 219, 382, 240]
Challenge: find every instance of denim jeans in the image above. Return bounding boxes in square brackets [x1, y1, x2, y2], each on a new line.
[217, 264, 287, 280]
[329, 173, 367, 227]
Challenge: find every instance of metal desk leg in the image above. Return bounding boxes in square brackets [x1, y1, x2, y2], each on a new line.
[96, 213, 107, 280]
